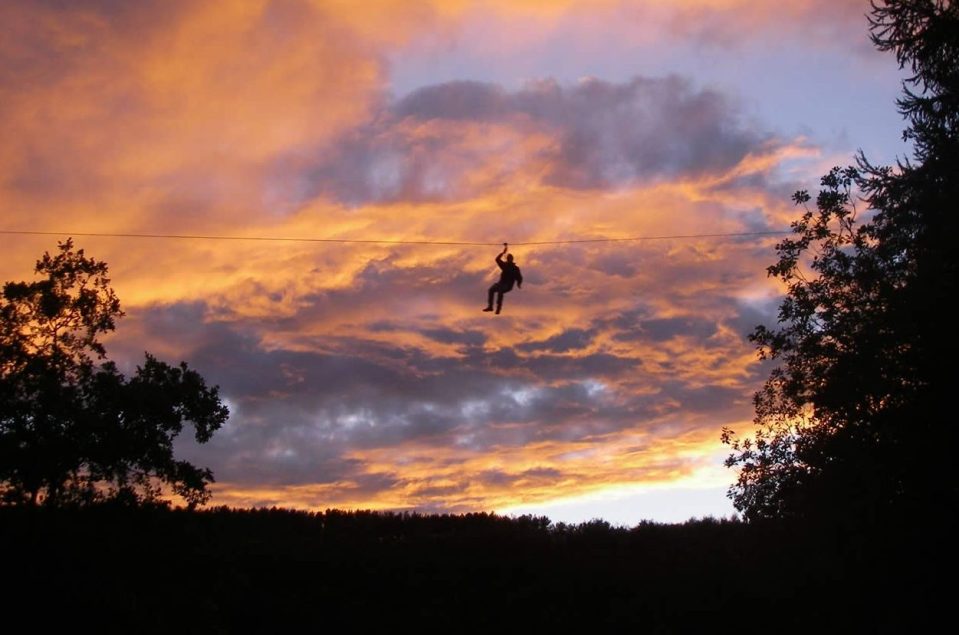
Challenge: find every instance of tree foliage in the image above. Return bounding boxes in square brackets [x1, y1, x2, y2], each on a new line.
[0, 239, 229, 507]
[724, 0, 959, 522]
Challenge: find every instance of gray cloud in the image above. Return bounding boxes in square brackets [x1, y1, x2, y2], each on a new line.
[395, 80, 510, 122]
[279, 75, 776, 205]
[663, 0, 872, 53]
[614, 316, 718, 343]
[518, 328, 593, 353]
[124, 287, 763, 494]
[472, 467, 566, 490]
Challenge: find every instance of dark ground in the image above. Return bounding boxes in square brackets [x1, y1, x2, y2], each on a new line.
[0, 505, 949, 633]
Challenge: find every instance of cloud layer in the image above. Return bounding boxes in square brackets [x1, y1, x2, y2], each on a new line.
[292, 75, 771, 206]
[0, 0, 889, 517]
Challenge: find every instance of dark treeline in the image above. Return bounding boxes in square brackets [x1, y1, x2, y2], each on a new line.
[0, 504, 946, 632]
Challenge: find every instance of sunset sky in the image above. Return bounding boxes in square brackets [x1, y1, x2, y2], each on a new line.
[1, 0, 908, 524]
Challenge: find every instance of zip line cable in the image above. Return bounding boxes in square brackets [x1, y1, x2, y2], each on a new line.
[0, 228, 790, 246]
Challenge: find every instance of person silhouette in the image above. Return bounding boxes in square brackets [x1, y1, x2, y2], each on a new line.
[484, 243, 522, 314]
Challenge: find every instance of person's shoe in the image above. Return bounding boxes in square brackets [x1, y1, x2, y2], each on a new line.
[483, 307, 493, 312]
[495, 308, 501, 314]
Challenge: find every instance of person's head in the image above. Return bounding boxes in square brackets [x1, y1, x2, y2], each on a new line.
[506, 254, 514, 263]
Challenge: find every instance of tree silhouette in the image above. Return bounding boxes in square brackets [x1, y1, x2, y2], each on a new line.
[0, 239, 228, 507]
[724, 0, 959, 522]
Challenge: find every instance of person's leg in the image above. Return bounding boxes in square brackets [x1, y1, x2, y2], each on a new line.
[495, 289, 508, 314]
[485, 284, 498, 310]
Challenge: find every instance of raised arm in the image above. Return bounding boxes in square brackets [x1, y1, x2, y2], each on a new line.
[495, 242, 508, 266]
